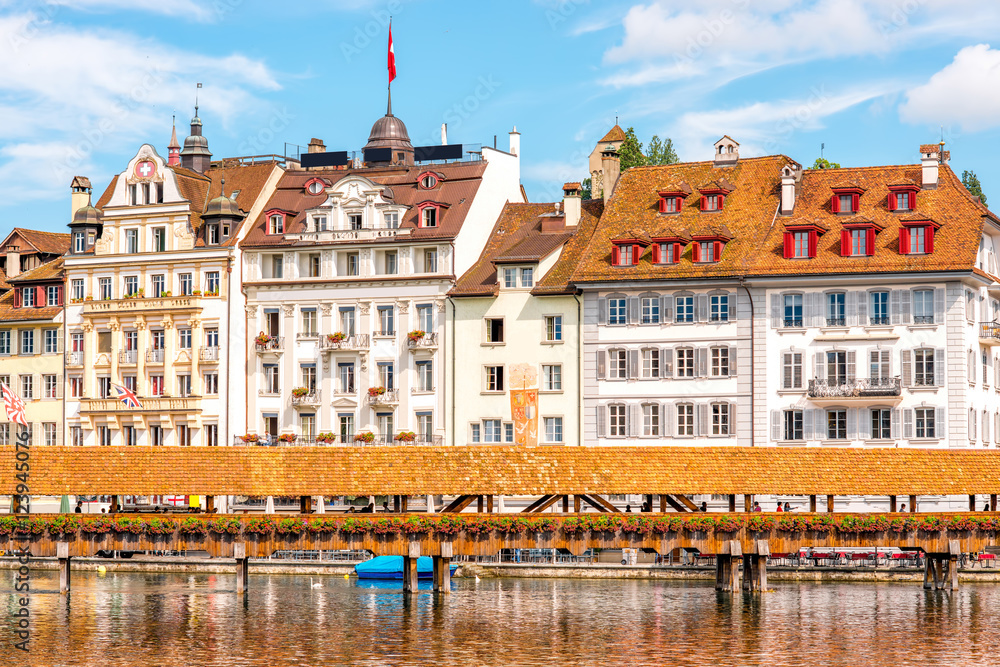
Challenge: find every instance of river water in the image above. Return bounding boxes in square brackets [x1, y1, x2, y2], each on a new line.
[2, 569, 999, 666]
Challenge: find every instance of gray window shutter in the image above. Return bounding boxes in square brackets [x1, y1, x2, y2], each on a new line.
[935, 348, 946, 386]
[728, 292, 738, 320]
[770, 294, 781, 328]
[890, 290, 901, 325]
[782, 353, 792, 389]
[804, 408, 816, 441]
[860, 408, 872, 440]
[628, 403, 640, 437]
[995, 412, 1000, 444]
[857, 291, 868, 326]
[729, 403, 737, 436]
[661, 295, 673, 322]
[903, 409, 913, 439]
[661, 348, 673, 376]
[697, 403, 709, 436]
[969, 409, 976, 440]
[900, 349, 912, 387]
[598, 297, 607, 324]
[814, 351, 826, 381]
[968, 349, 976, 384]
[891, 408, 901, 440]
[627, 297, 639, 325]
[697, 348, 709, 377]
[627, 349, 639, 379]
[966, 292, 974, 322]
[847, 408, 858, 440]
[729, 346, 738, 376]
[597, 350, 606, 380]
[936, 407, 945, 438]
[900, 289, 912, 324]
[597, 405, 606, 438]
[808, 292, 822, 327]
[934, 288, 945, 324]
[846, 350, 856, 383]
[771, 410, 781, 441]
[664, 403, 676, 437]
[696, 294, 709, 322]
[846, 290, 857, 327]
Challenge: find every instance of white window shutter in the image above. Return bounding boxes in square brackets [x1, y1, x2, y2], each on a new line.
[627, 349, 639, 379]
[596, 350, 606, 380]
[808, 292, 822, 327]
[891, 408, 901, 440]
[846, 350, 856, 383]
[815, 351, 826, 381]
[661, 295, 673, 322]
[846, 290, 857, 327]
[969, 408, 976, 440]
[857, 291, 868, 325]
[890, 290, 901, 325]
[847, 408, 858, 440]
[804, 408, 815, 441]
[770, 294, 781, 328]
[664, 403, 676, 437]
[628, 297, 639, 325]
[860, 408, 872, 440]
[935, 407, 946, 438]
[935, 348, 946, 386]
[696, 294, 709, 322]
[661, 348, 673, 376]
[771, 410, 781, 441]
[729, 403, 737, 436]
[697, 403, 709, 436]
[728, 292, 738, 320]
[900, 289, 912, 324]
[596, 405, 606, 438]
[934, 288, 945, 324]
[781, 353, 792, 389]
[903, 409, 913, 439]
[900, 349, 912, 387]
[597, 298, 607, 324]
[628, 403, 640, 437]
[697, 348, 709, 377]
[729, 346, 738, 376]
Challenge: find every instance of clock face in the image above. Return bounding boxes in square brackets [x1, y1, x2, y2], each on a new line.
[134, 160, 156, 179]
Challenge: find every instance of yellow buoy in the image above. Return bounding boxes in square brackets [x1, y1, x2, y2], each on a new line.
[97, 565, 107, 574]
[344, 574, 349, 579]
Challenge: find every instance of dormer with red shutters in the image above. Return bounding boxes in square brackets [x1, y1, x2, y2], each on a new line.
[417, 201, 450, 228]
[898, 216, 941, 255]
[690, 225, 732, 263]
[650, 232, 690, 264]
[840, 219, 883, 257]
[782, 219, 829, 259]
[887, 179, 919, 212]
[610, 231, 650, 267]
[13, 283, 62, 309]
[657, 181, 692, 214]
[697, 179, 735, 212]
[830, 182, 865, 214]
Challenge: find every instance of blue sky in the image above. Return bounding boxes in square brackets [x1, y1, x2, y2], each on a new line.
[3, 0, 1000, 232]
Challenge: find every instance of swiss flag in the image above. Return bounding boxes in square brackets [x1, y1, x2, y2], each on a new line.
[388, 24, 396, 83]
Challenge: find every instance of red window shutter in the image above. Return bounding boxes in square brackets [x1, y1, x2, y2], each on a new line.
[926, 226, 934, 253]
[674, 243, 682, 263]
[866, 227, 875, 255]
[13, 289, 20, 308]
[852, 194, 859, 213]
[887, 193, 896, 211]
[692, 242, 701, 262]
[36, 286, 44, 307]
[658, 198, 666, 214]
[714, 241, 722, 260]
[908, 192, 916, 210]
[808, 231, 818, 258]
[56, 285, 64, 306]
[899, 227, 909, 254]
[783, 232, 793, 259]
[831, 195, 840, 213]
[718, 195, 725, 210]
[633, 245, 641, 265]
[841, 229, 850, 256]
[612, 245, 621, 266]
[651, 243, 660, 264]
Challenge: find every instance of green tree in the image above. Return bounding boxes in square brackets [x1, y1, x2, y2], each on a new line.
[963, 170, 988, 206]
[617, 127, 647, 171]
[646, 135, 679, 165]
[580, 177, 592, 201]
[811, 157, 841, 170]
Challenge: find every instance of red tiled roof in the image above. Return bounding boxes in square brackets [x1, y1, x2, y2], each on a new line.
[0, 228, 70, 256]
[599, 125, 627, 143]
[8, 258, 64, 283]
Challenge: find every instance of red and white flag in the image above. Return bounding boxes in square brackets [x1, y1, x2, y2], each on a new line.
[1, 382, 27, 427]
[387, 23, 396, 83]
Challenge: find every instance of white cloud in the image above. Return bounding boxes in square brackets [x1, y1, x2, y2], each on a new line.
[900, 44, 1000, 132]
[50, 0, 217, 21]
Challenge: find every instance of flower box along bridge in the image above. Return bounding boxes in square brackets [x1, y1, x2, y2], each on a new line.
[4, 513, 995, 595]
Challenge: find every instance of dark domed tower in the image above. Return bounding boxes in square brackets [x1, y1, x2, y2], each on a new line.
[363, 93, 414, 167]
[180, 106, 213, 174]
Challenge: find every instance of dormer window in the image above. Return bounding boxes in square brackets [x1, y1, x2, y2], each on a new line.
[697, 180, 733, 212]
[782, 223, 827, 259]
[660, 196, 681, 213]
[207, 224, 219, 245]
[313, 215, 328, 232]
[421, 207, 437, 228]
[611, 237, 648, 267]
[887, 184, 918, 212]
[840, 222, 880, 257]
[305, 178, 325, 195]
[267, 212, 285, 235]
[21, 287, 34, 307]
[419, 173, 438, 189]
[658, 183, 692, 215]
[73, 232, 85, 253]
[703, 194, 722, 211]
[651, 237, 686, 264]
[830, 185, 864, 214]
[899, 219, 940, 255]
[693, 240, 721, 262]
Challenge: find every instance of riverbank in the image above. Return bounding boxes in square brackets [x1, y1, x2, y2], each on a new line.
[6, 556, 1000, 583]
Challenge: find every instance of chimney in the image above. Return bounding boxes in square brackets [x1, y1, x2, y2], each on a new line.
[6, 245, 20, 279]
[562, 182, 582, 227]
[601, 144, 620, 202]
[308, 138, 326, 154]
[780, 164, 800, 214]
[920, 143, 941, 189]
[509, 126, 520, 157]
[441, 123, 448, 145]
[713, 136, 740, 166]
[70, 176, 92, 218]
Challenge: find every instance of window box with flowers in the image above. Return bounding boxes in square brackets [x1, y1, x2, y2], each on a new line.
[84, 296, 94, 301]
[204, 289, 220, 297]
[239, 434, 260, 444]
[395, 431, 417, 442]
[354, 431, 375, 444]
[368, 386, 386, 397]
[328, 332, 347, 344]
[291, 387, 310, 398]
[159, 290, 172, 297]
[316, 432, 336, 444]
[407, 330, 426, 343]
[255, 333, 272, 346]
[192, 290, 203, 296]
[278, 433, 297, 443]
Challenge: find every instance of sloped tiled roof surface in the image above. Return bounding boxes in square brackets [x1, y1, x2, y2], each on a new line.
[748, 164, 987, 276]
[573, 156, 790, 282]
[8, 258, 64, 283]
[241, 161, 487, 248]
[452, 200, 603, 297]
[599, 125, 627, 143]
[94, 174, 118, 209]
[8, 446, 1000, 495]
[0, 291, 61, 323]
[2, 228, 70, 255]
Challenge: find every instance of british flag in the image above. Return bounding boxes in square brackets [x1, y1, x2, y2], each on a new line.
[112, 383, 143, 409]
[1, 382, 26, 427]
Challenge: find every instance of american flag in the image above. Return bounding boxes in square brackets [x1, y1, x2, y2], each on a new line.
[1, 382, 26, 427]
[112, 383, 143, 409]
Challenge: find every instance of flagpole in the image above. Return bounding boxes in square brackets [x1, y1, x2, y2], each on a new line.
[387, 17, 393, 116]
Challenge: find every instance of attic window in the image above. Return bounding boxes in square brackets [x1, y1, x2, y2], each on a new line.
[899, 220, 939, 255]
[305, 179, 325, 195]
[651, 238, 685, 264]
[702, 194, 723, 212]
[611, 239, 647, 267]
[693, 240, 723, 263]
[419, 173, 438, 189]
[782, 224, 826, 259]
[831, 186, 863, 214]
[267, 212, 285, 235]
[887, 185, 918, 212]
[840, 223, 878, 257]
[658, 195, 683, 214]
[421, 206, 438, 228]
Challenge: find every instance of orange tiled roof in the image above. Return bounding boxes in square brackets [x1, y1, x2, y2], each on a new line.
[599, 125, 627, 143]
[0, 289, 61, 323]
[0, 228, 70, 256]
[7, 446, 1000, 495]
[8, 258, 64, 283]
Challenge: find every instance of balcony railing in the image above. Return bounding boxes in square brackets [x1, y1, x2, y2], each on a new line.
[83, 296, 201, 315]
[366, 389, 399, 405]
[118, 350, 138, 364]
[80, 396, 200, 413]
[913, 315, 935, 325]
[407, 332, 439, 349]
[319, 334, 369, 351]
[199, 346, 220, 362]
[255, 336, 284, 353]
[146, 349, 164, 363]
[825, 317, 846, 327]
[808, 377, 902, 398]
[869, 316, 891, 326]
[414, 435, 444, 446]
[296, 331, 320, 341]
[291, 391, 320, 406]
[66, 351, 84, 366]
[980, 323, 1000, 344]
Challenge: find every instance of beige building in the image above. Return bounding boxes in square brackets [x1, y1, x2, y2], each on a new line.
[588, 124, 625, 199]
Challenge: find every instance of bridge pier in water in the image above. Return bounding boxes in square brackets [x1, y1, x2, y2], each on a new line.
[433, 542, 453, 594]
[234, 543, 249, 595]
[402, 541, 420, 594]
[58, 542, 71, 594]
[716, 539, 769, 594]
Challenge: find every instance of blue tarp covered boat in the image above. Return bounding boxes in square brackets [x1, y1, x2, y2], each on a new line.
[355, 555, 458, 580]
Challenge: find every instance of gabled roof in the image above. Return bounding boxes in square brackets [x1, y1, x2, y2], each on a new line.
[599, 125, 627, 143]
[0, 288, 61, 323]
[0, 228, 70, 256]
[451, 200, 603, 297]
[8, 258, 64, 283]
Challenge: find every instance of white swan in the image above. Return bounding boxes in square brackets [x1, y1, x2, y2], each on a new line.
[475, 575, 481, 582]
[310, 577, 323, 589]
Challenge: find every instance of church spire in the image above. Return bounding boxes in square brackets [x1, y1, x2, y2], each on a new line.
[167, 114, 181, 166]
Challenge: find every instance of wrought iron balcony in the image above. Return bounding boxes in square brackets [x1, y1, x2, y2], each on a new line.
[808, 377, 902, 400]
[118, 350, 138, 364]
[366, 389, 399, 405]
[199, 346, 220, 362]
[319, 334, 369, 351]
[980, 323, 1000, 346]
[255, 336, 284, 353]
[66, 351, 84, 366]
[83, 295, 201, 315]
[290, 390, 321, 406]
[146, 349, 164, 363]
